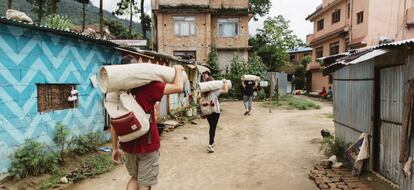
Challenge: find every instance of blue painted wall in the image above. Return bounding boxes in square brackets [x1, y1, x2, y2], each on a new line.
[0, 23, 120, 176]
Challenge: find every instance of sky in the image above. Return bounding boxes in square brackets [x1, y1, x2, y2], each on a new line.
[90, 0, 321, 41]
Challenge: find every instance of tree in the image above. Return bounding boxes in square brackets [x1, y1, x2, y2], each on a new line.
[104, 19, 141, 39]
[249, 0, 272, 21]
[249, 15, 304, 71]
[140, 12, 151, 40]
[27, 0, 52, 24]
[206, 44, 223, 79]
[76, 0, 90, 32]
[99, 0, 103, 38]
[51, 0, 59, 14]
[114, 0, 140, 39]
[8, 0, 12, 9]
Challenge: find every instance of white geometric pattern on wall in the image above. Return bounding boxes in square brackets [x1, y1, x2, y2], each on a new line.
[0, 24, 120, 176]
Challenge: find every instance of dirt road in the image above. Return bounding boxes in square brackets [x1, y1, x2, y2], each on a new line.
[69, 97, 334, 190]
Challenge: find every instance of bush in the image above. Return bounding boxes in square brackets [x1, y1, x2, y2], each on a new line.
[45, 15, 74, 30]
[53, 123, 70, 165]
[71, 131, 107, 155]
[9, 139, 59, 179]
[321, 136, 351, 158]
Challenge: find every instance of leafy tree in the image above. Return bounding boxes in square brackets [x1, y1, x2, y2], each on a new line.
[104, 19, 141, 39]
[206, 44, 222, 79]
[249, 15, 304, 71]
[75, 0, 90, 32]
[141, 12, 151, 40]
[224, 54, 267, 98]
[114, 0, 140, 39]
[26, 0, 53, 24]
[249, 0, 272, 21]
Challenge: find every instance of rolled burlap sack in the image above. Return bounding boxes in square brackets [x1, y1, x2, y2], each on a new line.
[241, 74, 260, 81]
[98, 63, 188, 93]
[199, 80, 232, 93]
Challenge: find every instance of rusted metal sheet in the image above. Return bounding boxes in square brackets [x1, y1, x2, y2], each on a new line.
[379, 65, 405, 184]
[333, 60, 374, 142]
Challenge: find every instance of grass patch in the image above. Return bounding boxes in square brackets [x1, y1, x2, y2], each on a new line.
[325, 113, 334, 119]
[262, 95, 321, 110]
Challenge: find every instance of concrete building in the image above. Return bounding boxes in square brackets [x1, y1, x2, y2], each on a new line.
[306, 0, 414, 92]
[151, 0, 249, 71]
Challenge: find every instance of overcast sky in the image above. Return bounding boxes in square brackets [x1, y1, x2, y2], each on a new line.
[90, 0, 321, 41]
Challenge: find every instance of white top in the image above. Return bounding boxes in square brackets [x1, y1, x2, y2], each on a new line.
[207, 90, 221, 113]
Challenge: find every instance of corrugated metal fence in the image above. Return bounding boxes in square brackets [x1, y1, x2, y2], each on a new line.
[333, 60, 374, 142]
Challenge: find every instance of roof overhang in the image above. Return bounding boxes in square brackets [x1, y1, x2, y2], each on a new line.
[322, 49, 389, 75]
[309, 27, 348, 46]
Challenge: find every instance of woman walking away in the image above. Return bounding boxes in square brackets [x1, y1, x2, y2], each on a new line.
[200, 78, 228, 153]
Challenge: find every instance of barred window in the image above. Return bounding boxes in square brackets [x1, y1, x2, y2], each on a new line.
[37, 84, 77, 112]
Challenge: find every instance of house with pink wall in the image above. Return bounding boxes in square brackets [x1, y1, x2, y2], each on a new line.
[306, 0, 414, 92]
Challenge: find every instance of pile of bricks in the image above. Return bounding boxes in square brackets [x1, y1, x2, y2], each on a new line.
[309, 164, 372, 190]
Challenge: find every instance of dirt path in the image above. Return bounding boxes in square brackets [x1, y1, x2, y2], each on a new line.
[69, 96, 334, 190]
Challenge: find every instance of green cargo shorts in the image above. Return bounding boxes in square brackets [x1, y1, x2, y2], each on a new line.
[125, 150, 160, 187]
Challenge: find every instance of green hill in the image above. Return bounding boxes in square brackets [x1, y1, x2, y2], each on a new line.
[0, 0, 143, 36]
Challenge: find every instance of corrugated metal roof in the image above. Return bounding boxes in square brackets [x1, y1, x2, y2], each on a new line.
[0, 17, 118, 47]
[374, 38, 414, 49]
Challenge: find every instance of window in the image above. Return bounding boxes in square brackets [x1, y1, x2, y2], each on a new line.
[290, 54, 295, 61]
[317, 19, 324, 31]
[173, 51, 196, 60]
[347, 3, 351, 18]
[316, 47, 324, 58]
[357, 11, 364, 24]
[37, 84, 77, 112]
[329, 42, 340, 55]
[173, 16, 196, 36]
[218, 18, 240, 37]
[332, 9, 341, 23]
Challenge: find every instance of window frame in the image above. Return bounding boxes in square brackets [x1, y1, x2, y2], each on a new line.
[357, 11, 364, 24]
[217, 18, 240, 38]
[332, 9, 341, 24]
[329, 42, 340, 55]
[317, 19, 324, 31]
[316, 47, 324, 58]
[173, 16, 196, 37]
[37, 84, 78, 113]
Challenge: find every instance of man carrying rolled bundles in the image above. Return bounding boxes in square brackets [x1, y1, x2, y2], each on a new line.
[111, 65, 185, 190]
[241, 75, 259, 115]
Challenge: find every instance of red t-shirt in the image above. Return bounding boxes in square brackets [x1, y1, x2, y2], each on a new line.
[120, 81, 166, 154]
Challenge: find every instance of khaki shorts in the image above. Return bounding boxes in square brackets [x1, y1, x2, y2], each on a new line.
[125, 150, 160, 187]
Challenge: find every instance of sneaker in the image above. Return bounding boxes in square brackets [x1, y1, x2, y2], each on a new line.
[244, 110, 250, 115]
[211, 143, 216, 148]
[207, 145, 215, 153]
